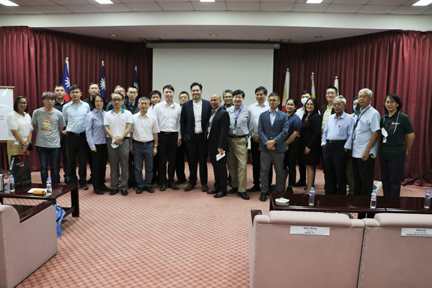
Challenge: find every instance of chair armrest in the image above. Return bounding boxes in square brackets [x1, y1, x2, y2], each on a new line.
[19, 201, 53, 223]
[250, 209, 262, 226]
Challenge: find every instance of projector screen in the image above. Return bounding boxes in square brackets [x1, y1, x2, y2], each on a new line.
[152, 48, 274, 107]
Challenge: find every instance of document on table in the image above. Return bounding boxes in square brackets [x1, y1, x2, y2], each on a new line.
[216, 151, 226, 161]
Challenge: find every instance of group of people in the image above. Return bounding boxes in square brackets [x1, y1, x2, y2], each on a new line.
[6, 82, 414, 200]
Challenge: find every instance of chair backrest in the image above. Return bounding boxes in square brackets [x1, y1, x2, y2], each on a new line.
[358, 213, 432, 288]
[249, 211, 364, 288]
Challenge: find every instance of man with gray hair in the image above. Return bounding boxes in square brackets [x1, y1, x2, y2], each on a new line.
[321, 95, 355, 195]
[352, 88, 380, 197]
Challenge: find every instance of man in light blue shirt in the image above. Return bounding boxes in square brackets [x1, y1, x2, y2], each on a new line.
[321, 96, 354, 195]
[63, 84, 90, 190]
[352, 88, 380, 197]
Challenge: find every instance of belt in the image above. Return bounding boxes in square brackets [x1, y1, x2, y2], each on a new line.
[228, 134, 248, 138]
[67, 131, 85, 136]
[160, 131, 178, 135]
[133, 140, 154, 145]
[327, 139, 346, 144]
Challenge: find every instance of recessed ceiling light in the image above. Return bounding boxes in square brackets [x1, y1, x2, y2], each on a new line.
[314, 36, 323, 38]
[110, 34, 117, 37]
[209, 34, 217, 37]
[200, 0, 215, 2]
[0, 0, 18, 6]
[306, 0, 323, 3]
[412, 0, 432, 6]
[95, 0, 113, 4]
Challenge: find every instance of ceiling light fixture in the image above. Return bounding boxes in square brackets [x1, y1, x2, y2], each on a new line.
[200, 0, 216, 2]
[209, 34, 217, 37]
[110, 34, 117, 37]
[95, 0, 114, 4]
[412, 0, 432, 6]
[314, 36, 323, 38]
[306, 0, 323, 3]
[0, 0, 18, 6]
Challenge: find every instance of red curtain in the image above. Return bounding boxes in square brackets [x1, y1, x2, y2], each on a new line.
[0, 26, 152, 171]
[274, 30, 432, 184]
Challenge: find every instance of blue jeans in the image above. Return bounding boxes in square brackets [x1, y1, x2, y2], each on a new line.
[36, 146, 60, 184]
[133, 140, 154, 189]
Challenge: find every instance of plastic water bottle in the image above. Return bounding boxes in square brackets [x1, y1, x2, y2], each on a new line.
[424, 190, 431, 209]
[308, 187, 315, 206]
[46, 178, 52, 196]
[9, 175, 15, 193]
[370, 190, 377, 209]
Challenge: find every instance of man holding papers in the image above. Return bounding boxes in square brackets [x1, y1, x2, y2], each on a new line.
[205, 94, 230, 198]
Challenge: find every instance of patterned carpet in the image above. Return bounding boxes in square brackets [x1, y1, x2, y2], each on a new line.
[4, 164, 430, 288]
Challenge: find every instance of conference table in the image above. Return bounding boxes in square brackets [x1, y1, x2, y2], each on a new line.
[270, 193, 431, 217]
[0, 184, 79, 219]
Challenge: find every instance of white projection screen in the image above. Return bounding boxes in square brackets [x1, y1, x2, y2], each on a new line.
[152, 48, 274, 107]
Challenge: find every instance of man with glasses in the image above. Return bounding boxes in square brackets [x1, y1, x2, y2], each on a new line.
[63, 85, 90, 190]
[321, 96, 354, 195]
[222, 89, 233, 109]
[104, 92, 133, 196]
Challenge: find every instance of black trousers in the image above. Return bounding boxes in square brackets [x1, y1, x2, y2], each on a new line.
[353, 156, 375, 196]
[60, 136, 69, 182]
[284, 141, 300, 187]
[66, 132, 87, 186]
[251, 140, 272, 187]
[128, 151, 136, 186]
[90, 144, 107, 191]
[176, 140, 187, 182]
[380, 154, 406, 197]
[158, 132, 178, 183]
[323, 142, 347, 195]
[209, 151, 227, 193]
[186, 133, 208, 186]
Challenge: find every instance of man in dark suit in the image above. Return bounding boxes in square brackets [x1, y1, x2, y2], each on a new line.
[180, 82, 212, 192]
[205, 94, 230, 198]
[258, 92, 289, 201]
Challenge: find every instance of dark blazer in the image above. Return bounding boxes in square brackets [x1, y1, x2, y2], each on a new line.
[205, 107, 230, 153]
[181, 99, 212, 143]
[258, 109, 289, 153]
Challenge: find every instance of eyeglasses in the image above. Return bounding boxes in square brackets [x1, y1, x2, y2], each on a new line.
[268, 99, 279, 102]
[128, 91, 137, 94]
[19, 102, 27, 104]
[71, 91, 81, 94]
[112, 99, 122, 102]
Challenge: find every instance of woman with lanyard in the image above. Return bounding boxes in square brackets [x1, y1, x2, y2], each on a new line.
[379, 94, 415, 197]
[299, 98, 321, 194]
[6, 96, 33, 165]
[284, 98, 302, 193]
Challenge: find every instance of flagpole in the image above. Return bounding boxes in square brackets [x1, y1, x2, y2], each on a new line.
[311, 72, 316, 99]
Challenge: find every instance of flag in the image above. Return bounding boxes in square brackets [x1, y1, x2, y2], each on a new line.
[100, 61, 106, 98]
[281, 68, 290, 112]
[61, 57, 71, 102]
[133, 67, 139, 92]
[311, 72, 316, 98]
[334, 76, 339, 94]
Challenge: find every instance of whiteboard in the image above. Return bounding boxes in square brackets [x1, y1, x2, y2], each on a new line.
[0, 87, 15, 141]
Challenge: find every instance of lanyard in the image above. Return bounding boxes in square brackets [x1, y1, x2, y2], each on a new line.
[384, 112, 400, 135]
[234, 105, 243, 127]
[354, 105, 371, 132]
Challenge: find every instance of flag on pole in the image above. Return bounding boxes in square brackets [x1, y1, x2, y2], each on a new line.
[311, 72, 316, 98]
[100, 61, 106, 98]
[133, 67, 139, 92]
[61, 57, 71, 102]
[281, 68, 290, 112]
[334, 76, 339, 94]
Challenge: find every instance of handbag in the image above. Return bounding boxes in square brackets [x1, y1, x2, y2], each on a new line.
[9, 154, 31, 187]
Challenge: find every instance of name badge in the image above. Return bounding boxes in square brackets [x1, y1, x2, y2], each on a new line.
[401, 228, 432, 237]
[290, 226, 330, 236]
[14, 140, 20, 145]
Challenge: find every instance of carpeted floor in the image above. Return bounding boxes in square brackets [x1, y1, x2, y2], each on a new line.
[4, 163, 430, 287]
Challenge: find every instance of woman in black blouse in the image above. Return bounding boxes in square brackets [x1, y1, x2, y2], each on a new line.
[300, 98, 321, 193]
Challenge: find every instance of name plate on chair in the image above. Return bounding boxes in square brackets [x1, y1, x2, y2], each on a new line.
[401, 228, 432, 237]
[290, 226, 330, 236]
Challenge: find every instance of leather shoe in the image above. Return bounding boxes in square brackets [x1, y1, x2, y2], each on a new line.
[293, 180, 306, 187]
[121, 189, 128, 196]
[227, 187, 238, 194]
[214, 191, 227, 198]
[201, 184, 209, 192]
[110, 189, 118, 196]
[79, 184, 89, 190]
[87, 178, 93, 184]
[160, 183, 167, 191]
[237, 192, 250, 200]
[207, 188, 218, 195]
[286, 186, 294, 194]
[175, 179, 187, 185]
[168, 182, 179, 190]
[136, 188, 144, 194]
[146, 186, 155, 193]
[184, 184, 195, 191]
[102, 185, 111, 192]
[259, 193, 267, 202]
[246, 185, 261, 192]
[94, 190, 104, 195]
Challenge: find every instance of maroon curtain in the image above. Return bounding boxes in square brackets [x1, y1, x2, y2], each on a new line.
[274, 30, 432, 185]
[0, 26, 152, 171]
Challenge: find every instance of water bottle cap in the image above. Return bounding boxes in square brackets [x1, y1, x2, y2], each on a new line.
[47, 178, 51, 180]
[427, 190, 431, 193]
[10, 175, 13, 178]
[372, 190, 376, 192]
[311, 187, 315, 190]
